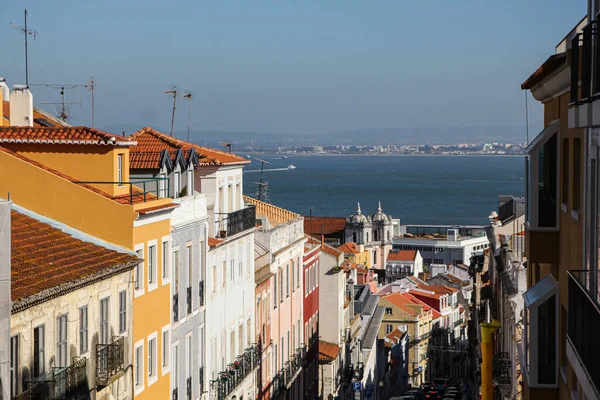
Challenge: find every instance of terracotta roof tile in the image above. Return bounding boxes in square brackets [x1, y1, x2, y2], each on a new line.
[431, 309, 442, 320]
[337, 242, 361, 254]
[11, 208, 140, 308]
[383, 292, 429, 316]
[303, 216, 346, 236]
[0, 126, 135, 146]
[387, 250, 417, 261]
[208, 238, 224, 248]
[417, 284, 458, 294]
[321, 242, 343, 257]
[128, 126, 249, 168]
[521, 52, 567, 90]
[409, 289, 444, 300]
[384, 328, 407, 348]
[319, 340, 341, 361]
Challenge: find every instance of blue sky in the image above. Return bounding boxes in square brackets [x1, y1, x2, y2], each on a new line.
[0, 0, 586, 136]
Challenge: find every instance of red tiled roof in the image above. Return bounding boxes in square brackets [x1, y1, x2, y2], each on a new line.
[321, 242, 343, 257]
[383, 292, 429, 316]
[431, 309, 442, 320]
[521, 52, 567, 90]
[129, 126, 249, 168]
[303, 216, 346, 236]
[387, 250, 417, 262]
[337, 242, 361, 254]
[400, 292, 433, 311]
[137, 203, 179, 214]
[11, 208, 140, 310]
[208, 238, 224, 248]
[0, 126, 135, 146]
[417, 284, 458, 294]
[319, 340, 341, 361]
[409, 289, 444, 300]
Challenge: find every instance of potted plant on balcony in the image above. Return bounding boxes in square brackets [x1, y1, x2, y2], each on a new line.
[233, 360, 241, 370]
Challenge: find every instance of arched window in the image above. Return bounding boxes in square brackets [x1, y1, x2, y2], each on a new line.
[374, 230, 378, 242]
[387, 231, 390, 241]
[366, 232, 369, 243]
[352, 232, 357, 243]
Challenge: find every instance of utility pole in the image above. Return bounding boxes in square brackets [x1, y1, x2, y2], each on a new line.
[86, 76, 96, 127]
[183, 92, 193, 142]
[10, 9, 38, 87]
[165, 86, 178, 137]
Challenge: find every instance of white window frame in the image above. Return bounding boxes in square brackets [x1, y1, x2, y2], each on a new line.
[161, 325, 171, 376]
[187, 167, 194, 194]
[148, 332, 158, 386]
[162, 236, 171, 286]
[134, 243, 145, 298]
[174, 170, 181, 198]
[526, 120, 560, 232]
[117, 154, 123, 186]
[523, 274, 559, 388]
[56, 314, 68, 368]
[148, 239, 158, 292]
[134, 339, 145, 395]
[119, 291, 127, 334]
[172, 341, 179, 392]
[159, 171, 168, 198]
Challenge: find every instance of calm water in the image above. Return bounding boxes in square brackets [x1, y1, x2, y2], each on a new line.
[242, 155, 525, 225]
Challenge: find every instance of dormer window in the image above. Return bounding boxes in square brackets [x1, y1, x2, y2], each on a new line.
[526, 121, 560, 231]
[174, 171, 181, 198]
[187, 167, 194, 195]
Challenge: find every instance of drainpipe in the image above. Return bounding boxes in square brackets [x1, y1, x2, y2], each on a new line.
[480, 318, 501, 400]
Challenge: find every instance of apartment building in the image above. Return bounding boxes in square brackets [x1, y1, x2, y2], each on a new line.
[303, 236, 320, 400]
[128, 127, 210, 400]
[246, 196, 306, 400]
[8, 203, 140, 399]
[520, 10, 598, 400]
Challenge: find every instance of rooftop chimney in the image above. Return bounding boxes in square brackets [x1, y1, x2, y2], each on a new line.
[0, 78, 7, 127]
[9, 85, 33, 127]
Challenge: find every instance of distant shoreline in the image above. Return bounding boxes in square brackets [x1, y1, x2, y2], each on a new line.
[246, 153, 525, 157]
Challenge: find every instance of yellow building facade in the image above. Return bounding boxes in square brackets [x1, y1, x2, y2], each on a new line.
[0, 126, 175, 399]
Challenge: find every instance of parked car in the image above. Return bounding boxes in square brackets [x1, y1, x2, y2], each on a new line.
[406, 389, 426, 400]
[433, 378, 452, 392]
[426, 390, 442, 399]
[421, 382, 433, 392]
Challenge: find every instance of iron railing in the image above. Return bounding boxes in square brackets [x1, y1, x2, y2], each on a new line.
[187, 376, 192, 400]
[173, 388, 178, 400]
[199, 280, 205, 307]
[492, 352, 511, 386]
[53, 357, 88, 399]
[272, 346, 306, 398]
[74, 177, 170, 204]
[570, 21, 600, 104]
[215, 205, 256, 238]
[173, 293, 179, 322]
[567, 270, 600, 392]
[96, 336, 124, 386]
[209, 344, 260, 400]
[199, 366, 204, 394]
[187, 286, 192, 315]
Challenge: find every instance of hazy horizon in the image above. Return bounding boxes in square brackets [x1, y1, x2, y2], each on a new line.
[1, 0, 584, 137]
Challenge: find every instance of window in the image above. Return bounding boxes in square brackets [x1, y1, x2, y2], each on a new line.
[222, 261, 226, 287]
[385, 308, 393, 315]
[174, 171, 181, 198]
[119, 291, 127, 333]
[172, 344, 179, 390]
[187, 168, 194, 194]
[239, 261, 243, 278]
[374, 230, 378, 241]
[149, 245, 157, 286]
[523, 274, 559, 387]
[148, 336, 157, 382]
[230, 330, 236, 362]
[527, 121, 559, 230]
[100, 297, 109, 344]
[247, 318, 252, 347]
[573, 138, 581, 212]
[280, 269, 284, 303]
[296, 258, 300, 289]
[230, 259, 234, 282]
[10, 335, 18, 397]
[135, 249, 143, 291]
[239, 324, 244, 357]
[212, 265, 217, 293]
[79, 306, 88, 354]
[286, 264, 289, 298]
[117, 154, 123, 184]
[186, 336, 192, 379]
[162, 240, 169, 280]
[173, 250, 180, 293]
[33, 325, 45, 377]
[162, 327, 171, 373]
[188, 245, 193, 288]
[386, 324, 393, 334]
[274, 344, 278, 372]
[57, 314, 68, 367]
[561, 138, 569, 206]
[305, 269, 309, 296]
[159, 172, 167, 197]
[135, 343, 144, 389]
[274, 272, 278, 309]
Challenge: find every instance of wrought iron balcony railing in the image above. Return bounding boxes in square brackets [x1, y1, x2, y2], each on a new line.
[492, 352, 511, 386]
[51, 357, 88, 399]
[215, 205, 256, 238]
[567, 270, 600, 392]
[270, 346, 306, 399]
[199, 280, 205, 307]
[96, 336, 124, 386]
[209, 344, 260, 400]
[75, 177, 170, 204]
[173, 293, 179, 322]
[570, 21, 600, 104]
[187, 286, 192, 315]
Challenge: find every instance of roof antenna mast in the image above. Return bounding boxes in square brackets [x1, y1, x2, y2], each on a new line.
[165, 85, 178, 137]
[86, 76, 96, 127]
[10, 9, 38, 87]
[254, 157, 270, 203]
[183, 92, 193, 142]
[39, 86, 81, 122]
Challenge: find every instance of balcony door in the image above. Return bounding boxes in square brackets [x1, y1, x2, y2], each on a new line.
[586, 138, 600, 302]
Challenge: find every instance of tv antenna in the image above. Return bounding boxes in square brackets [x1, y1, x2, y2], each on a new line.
[30, 82, 94, 124]
[86, 76, 96, 127]
[10, 9, 38, 87]
[165, 85, 177, 137]
[253, 157, 270, 203]
[220, 142, 233, 153]
[38, 85, 82, 121]
[183, 92, 193, 142]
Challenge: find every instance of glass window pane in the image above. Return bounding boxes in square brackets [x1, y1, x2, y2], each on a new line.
[538, 133, 557, 227]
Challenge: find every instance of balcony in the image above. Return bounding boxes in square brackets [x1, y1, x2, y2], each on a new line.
[187, 286, 192, 315]
[75, 177, 170, 204]
[492, 352, 511, 386]
[15, 358, 88, 400]
[272, 346, 306, 398]
[209, 344, 260, 400]
[199, 280, 205, 307]
[567, 270, 600, 393]
[173, 293, 179, 322]
[96, 336, 124, 386]
[215, 205, 256, 238]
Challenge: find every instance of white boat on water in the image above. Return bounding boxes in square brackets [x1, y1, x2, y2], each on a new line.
[288, 164, 296, 169]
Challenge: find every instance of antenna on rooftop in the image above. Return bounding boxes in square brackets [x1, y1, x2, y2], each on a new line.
[254, 157, 270, 203]
[183, 92, 193, 142]
[220, 142, 233, 153]
[10, 9, 38, 87]
[38, 85, 82, 121]
[165, 85, 178, 137]
[86, 76, 96, 127]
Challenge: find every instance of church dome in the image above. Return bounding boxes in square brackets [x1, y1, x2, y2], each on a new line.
[350, 202, 368, 224]
[372, 201, 389, 222]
